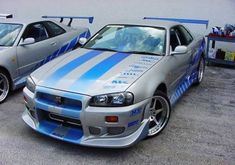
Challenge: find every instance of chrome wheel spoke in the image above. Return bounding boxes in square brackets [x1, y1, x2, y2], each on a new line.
[0, 79, 3, 84]
[150, 99, 157, 109]
[155, 108, 163, 115]
[150, 116, 160, 126]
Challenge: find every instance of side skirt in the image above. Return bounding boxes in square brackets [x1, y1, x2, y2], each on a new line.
[170, 70, 198, 106]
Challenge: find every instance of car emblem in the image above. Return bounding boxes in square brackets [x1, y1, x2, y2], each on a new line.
[55, 96, 63, 105]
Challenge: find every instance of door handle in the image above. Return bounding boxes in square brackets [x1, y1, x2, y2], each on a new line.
[50, 42, 57, 46]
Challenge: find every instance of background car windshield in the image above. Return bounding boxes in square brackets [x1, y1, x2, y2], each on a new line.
[84, 25, 166, 55]
[0, 23, 22, 46]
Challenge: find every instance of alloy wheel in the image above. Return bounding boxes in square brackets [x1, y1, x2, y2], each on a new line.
[0, 73, 9, 103]
[148, 95, 170, 136]
[198, 58, 205, 83]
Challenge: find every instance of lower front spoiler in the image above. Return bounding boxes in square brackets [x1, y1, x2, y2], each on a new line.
[22, 110, 149, 148]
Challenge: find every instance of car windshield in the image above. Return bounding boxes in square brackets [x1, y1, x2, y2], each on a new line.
[0, 23, 22, 46]
[84, 25, 166, 55]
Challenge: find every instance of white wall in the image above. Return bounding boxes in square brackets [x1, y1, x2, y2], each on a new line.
[1, 0, 235, 50]
[1, 0, 235, 33]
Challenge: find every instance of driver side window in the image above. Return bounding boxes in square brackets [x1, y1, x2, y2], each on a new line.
[170, 28, 180, 51]
[23, 23, 49, 42]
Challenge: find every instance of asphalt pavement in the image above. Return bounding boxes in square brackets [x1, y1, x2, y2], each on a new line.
[0, 66, 234, 165]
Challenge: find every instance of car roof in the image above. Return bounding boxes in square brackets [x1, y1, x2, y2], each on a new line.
[0, 18, 180, 29]
[107, 19, 179, 29]
[0, 18, 61, 26]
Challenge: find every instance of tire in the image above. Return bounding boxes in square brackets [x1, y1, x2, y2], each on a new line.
[0, 70, 10, 104]
[194, 57, 205, 85]
[147, 91, 171, 137]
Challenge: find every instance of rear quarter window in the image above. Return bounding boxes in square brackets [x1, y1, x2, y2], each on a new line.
[177, 26, 193, 45]
[44, 21, 66, 37]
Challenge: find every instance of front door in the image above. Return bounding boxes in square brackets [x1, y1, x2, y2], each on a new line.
[16, 22, 60, 76]
[167, 27, 193, 97]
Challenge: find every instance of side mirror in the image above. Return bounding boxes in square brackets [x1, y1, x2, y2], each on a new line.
[78, 37, 87, 46]
[171, 46, 188, 55]
[20, 38, 35, 46]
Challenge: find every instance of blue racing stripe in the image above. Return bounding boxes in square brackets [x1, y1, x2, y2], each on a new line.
[58, 43, 69, 55]
[44, 50, 103, 86]
[70, 52, 130, 92]
[66, 36, 79, 51]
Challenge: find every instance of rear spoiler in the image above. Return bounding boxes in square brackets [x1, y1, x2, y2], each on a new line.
[0, 14, 13, 19]
[42, 16, 94, 26]
[143, 17, 209, 29]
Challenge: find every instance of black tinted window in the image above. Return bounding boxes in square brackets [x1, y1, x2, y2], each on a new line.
[176, 26, 193, 45]
[45, 21, 65, 36]
[24, 23, 49, 42]
[170, 29, 180, 51]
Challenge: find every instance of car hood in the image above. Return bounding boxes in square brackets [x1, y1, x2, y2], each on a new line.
[34, 48, 163, 96]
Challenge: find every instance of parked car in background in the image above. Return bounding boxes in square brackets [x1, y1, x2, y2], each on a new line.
[22, 18, 207, 148]
[0, 14, 93, 103]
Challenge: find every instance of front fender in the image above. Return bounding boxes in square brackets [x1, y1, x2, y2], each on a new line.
[126, 61, 167, 104]
[0, 47, 18, 84]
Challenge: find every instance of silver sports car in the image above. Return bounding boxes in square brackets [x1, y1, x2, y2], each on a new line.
[22, 18, 206, 148]
[0, 15, 93, 103]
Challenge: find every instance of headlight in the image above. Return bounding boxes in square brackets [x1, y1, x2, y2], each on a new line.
[89, 92, 134, 107]
[26, 76, 36, 93]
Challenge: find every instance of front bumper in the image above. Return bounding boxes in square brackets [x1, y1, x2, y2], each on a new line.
[22, 86, 151, 148]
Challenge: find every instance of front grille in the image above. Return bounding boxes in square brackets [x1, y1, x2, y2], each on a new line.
[37, 92, 82, 109]
[41, 110, 82, 128]
[49, 113, 81, 127]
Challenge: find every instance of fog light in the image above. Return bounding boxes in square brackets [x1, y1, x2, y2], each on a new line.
[89, 127, 101, 135]
[105, 116, 118, 123]
[107, 127, 125, 135]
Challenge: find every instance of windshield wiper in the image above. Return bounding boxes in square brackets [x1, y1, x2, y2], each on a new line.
[123, 51, 164, 56]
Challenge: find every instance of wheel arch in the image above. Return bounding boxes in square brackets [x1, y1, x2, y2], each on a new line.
[155, 83, 167, 96]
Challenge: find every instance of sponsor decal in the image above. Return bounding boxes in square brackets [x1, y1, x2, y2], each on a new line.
[122, 72, 137, 76]
[112, 80, 128, 84]
[129, 64, 148, 69]
[103, 85, 116, 89]
[140, 56, 159, 60]
[130, 108, 141, 117]
[116, 76, 129, 79]
[135, 62, 154, 66]
[128, 69, 144, 73]
[141, 59, 153, 63]
[128, 120, 139, 127]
